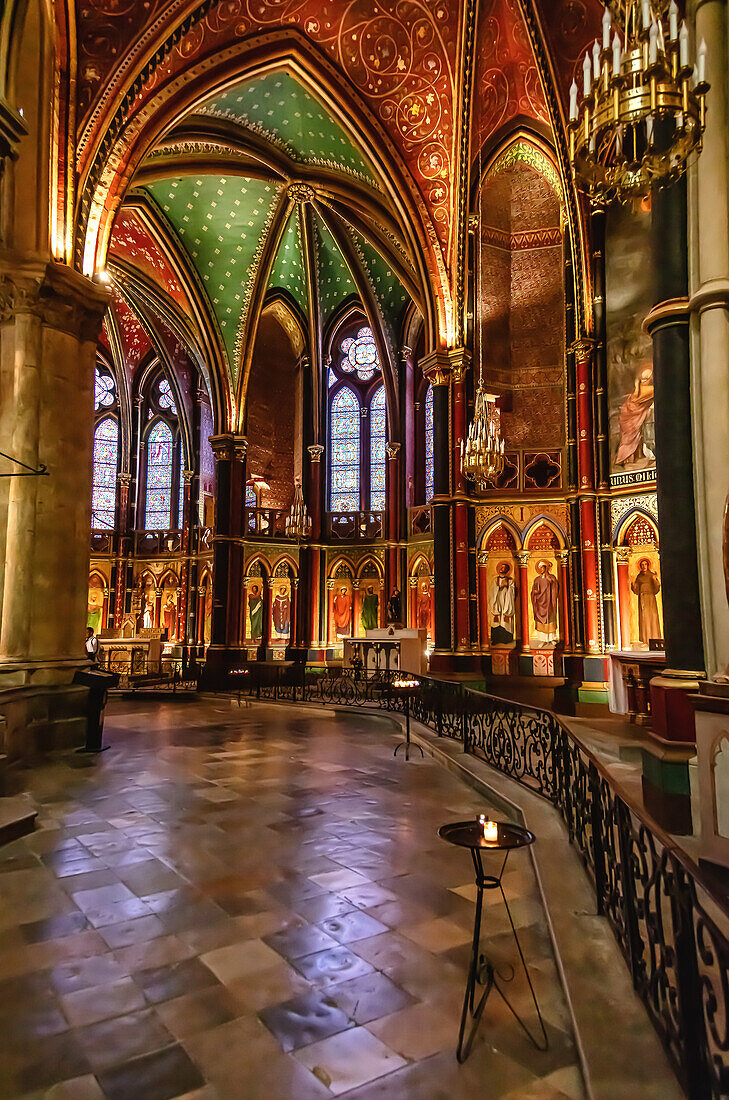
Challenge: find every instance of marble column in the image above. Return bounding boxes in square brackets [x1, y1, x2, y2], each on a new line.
[199, 433, 246, 685]
[689, 0, 729, 677]
[648, 175, 706, 738]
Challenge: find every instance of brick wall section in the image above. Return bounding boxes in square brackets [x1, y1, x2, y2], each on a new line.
[478, 163, 565, 450]
[245, 314, 297, 512]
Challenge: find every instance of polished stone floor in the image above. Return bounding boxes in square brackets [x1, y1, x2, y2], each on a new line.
[0, 697, 585, 1099]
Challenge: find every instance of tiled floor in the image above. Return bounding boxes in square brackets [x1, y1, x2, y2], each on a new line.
[0, 697, 585, 1099]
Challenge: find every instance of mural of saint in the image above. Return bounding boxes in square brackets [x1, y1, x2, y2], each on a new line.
[531, 560, 559, 645]
[491, 562, 517, 645]
[417, 581, 431, 631]
[387, 588, 402, 625]
[203, 582, 212, 645]
[615, 366, 654, 468]
[87, 582, 104, 634]
[272, 585, 291, 637]
[162, 593, 177, 641]
[631, 558, 662, 644]
[360, 585, 379, 631]
[248, 583, 264, 641]
[139, 589, 154, 630]
[333, 585, 352, 637]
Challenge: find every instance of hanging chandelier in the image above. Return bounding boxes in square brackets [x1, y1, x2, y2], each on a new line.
[568, 0, 709, 204]
[461, 384, 505, 490]
[285, 481, 311, 540]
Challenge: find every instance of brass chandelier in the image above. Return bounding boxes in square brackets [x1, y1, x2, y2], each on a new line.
[568, 0, 709, 203]
[461, 382, 505, 489]
[285, 481, 311, 540]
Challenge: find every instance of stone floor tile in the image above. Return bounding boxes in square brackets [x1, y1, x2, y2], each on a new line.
[49, 952, 129, 994]
[292, 1025, 407, 1095]
[366, 999, 457, 1059]
[318, 910, 388, 944]
[400, 916, 474, 953]
[263, 922, 339, 961]
[60, 975, 146, 1027]
[259, 989, 355, 1051]
[95, 1042, 205, 1100]
[328, 971, 416, 1025]
[73, 1006, 176, 1070]
[135, 957, 221, 1005]
[200, 938, 282, 983]
[155, 984, 245, 1038]
[292, 944, 374, 987]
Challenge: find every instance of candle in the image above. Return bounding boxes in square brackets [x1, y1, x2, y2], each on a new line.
[583, 51, 592, 96]
[479, 816, 499, 843]
[641, 0, 650, 30]
[612, 32, 621, 77]
[668, 0, 678, 41]
[678, 20, 689, 67]
[592, 39, 601, 81]
[648, 21, 658, 65]
[569, 80, 578, 121]
[696, 38, 707, 83]
[602, 6, 611, 50]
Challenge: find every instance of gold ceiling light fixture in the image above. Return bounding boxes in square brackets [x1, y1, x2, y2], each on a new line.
[568, 0, 709, 204]
[285, 480, 312, 540]
[461, 138, 505, 490]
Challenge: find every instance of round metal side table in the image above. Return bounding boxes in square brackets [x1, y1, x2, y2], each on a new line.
[438, 818, 548, 1062]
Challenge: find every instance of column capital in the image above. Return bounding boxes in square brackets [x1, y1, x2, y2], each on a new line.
[385, 442, 401, 460]
[182, 469, 195, 484]
[209, 434, 247, 461]
[0, 260, 109, 342]
[555, 549, 570, 566]
[400, 345, 413, 363]
[615, 545, 631, 563]
[308, 444, 325, 463]
[516, 551, 531, 565]
[117, 472, 132, 487]
[477, 550, 489, 565]
[568, 336, 596, 360]
[420, 347, 471, 385]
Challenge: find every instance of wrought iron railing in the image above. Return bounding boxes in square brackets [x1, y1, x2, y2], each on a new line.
[224, 664, 728, 1099]
[100, 658, 197, 692]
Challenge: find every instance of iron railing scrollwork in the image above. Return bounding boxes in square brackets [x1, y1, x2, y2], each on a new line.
[225, 663, 729, 1098]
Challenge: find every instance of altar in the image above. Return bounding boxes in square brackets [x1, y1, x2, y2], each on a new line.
[343, 628, 428, 676]
[97, 625, 164, 678]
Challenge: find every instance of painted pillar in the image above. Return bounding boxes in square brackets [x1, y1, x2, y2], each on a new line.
[178, 469, 194, 644]
[647, 175, 706, 736]
[688, 0, 729, 676]
[556, 550, 571, 650]
[452, 359, 471, 654]
[477, 551, 489, 649]
[615, 547, 632, 651]
[306, 444, 324, 650]
[200, 433, 247, 684]
[402, 346, 415, 508]
[571, 338, 601, 654]
[385, 442, 401, 601]
[421, 352, 452, 659]
[113, 472, 131, 627]
[517, 551, 531, 649]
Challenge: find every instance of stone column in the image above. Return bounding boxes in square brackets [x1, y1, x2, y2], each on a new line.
[421, 351, 452, 661]
[570, 337, 602, 655]
[199, 433, 246, 686]
[306, 443, 324, 652]
[385, 442, 401, 601]
[646, 176, 706, 739]
[689, 0, 729, 677]
[0, 263, 107, 670]
[178, 469, 194, 644]
[556, 549, 572, 650]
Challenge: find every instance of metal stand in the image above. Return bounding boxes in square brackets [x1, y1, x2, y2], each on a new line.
[457, 845, 548, 1063]
[393, 692, 424, 761]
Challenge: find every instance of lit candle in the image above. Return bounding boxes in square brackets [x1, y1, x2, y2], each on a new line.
[568, 80, 578, 121]
[612, 32, 621, 77]
[641, 0, 650, 30]
[696, 38, 707, 84]
[678, 20, 689, 68]
[592, 39, 601, 81]
[668, 0, 678, 40]
[602, 6, 611, 50]
[479, 816, 499, 843]
[648, 21, 658, 65]
[583, 51, 592, 97]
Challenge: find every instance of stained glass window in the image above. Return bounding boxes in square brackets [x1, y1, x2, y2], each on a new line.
[145, 420, 174, 529]
[94, 370, 115, 411]
[340, 327, 380, 381]
[246, 483, 256, 508]
[330, 387, 360, 512]
[425, 383, 434, 503]
[177, 451, 185, 529]
[91, 418, 118, 530]
[370, 385, 386, 512]
[158, 378, 177, 413]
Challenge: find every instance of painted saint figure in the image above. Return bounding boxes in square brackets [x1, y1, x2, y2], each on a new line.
[248, 583, 263, 641]
[360, 585, 379, 631]
[615, 366, 654, 467]
[417, 581, 431, 632]
[162, 593, 177, 641]
[631, 558, 662, 645]
[491, 562, 517, 645]
[333, 585, 352, 637]
[272, 585, 291, 637]
[387, 588, 402, 625]
[531, 560, 559, 645]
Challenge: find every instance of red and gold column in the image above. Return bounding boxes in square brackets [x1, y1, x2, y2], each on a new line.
[452, 357, 471, 654]
[477, 550, 489, 649]
[306, 444, 324, 652]
[517, 551, 531, 649]
[385, 442, 401, 601]
[556, 550, 571, 650]
[572, 338, 601, 654]
[615, 547, 631, 651]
